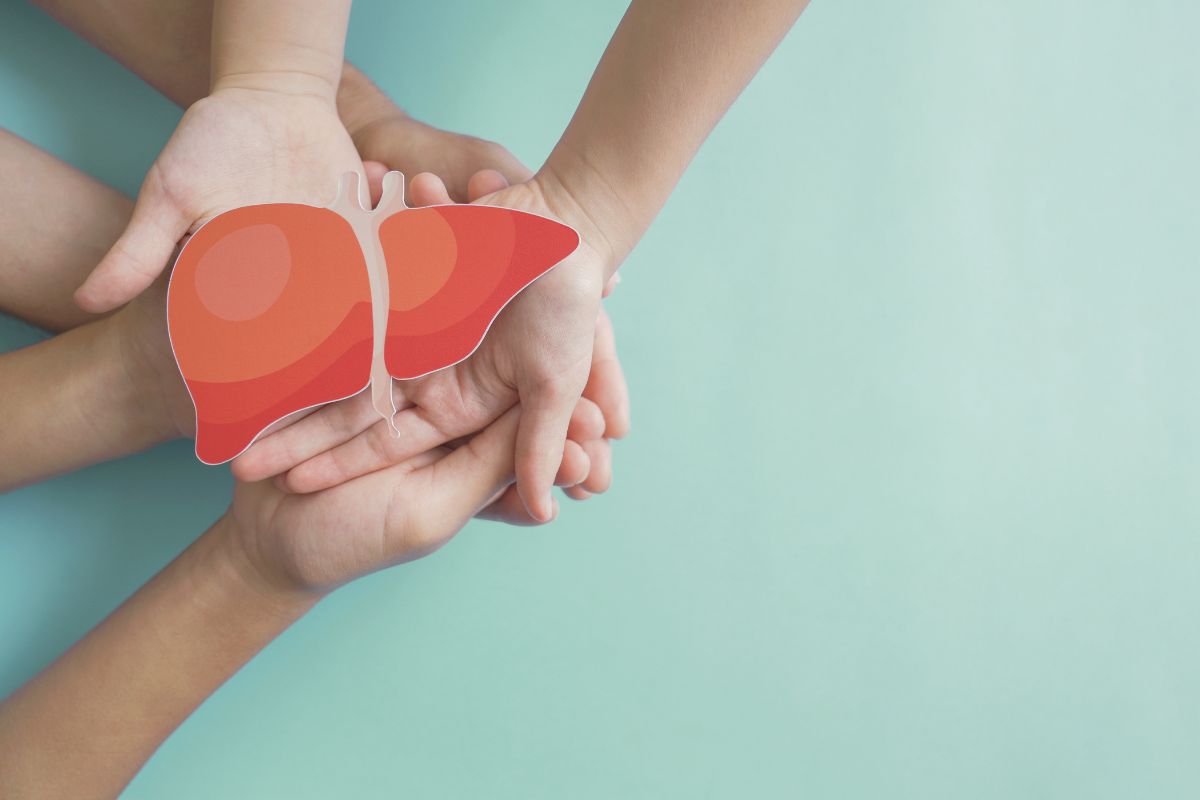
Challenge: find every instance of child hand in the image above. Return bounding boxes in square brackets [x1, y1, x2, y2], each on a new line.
[75, 87, 365, 312]
[230, 170, 627, 520]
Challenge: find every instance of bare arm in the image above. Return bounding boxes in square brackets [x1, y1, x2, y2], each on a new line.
[37, 0, 350, 102]
[540, 0, 809, 268]
[0, 409, 523, 798]
[207, 1, 802, 511]
[0, 132, 181, 491]
[207, 0, 351, 100]
[0, 519, 311, 798]
[33, 0, 213, 107]
[0, 129, 129, 331]
[0, 311, 176, 491]
[33, 0, 531, 198]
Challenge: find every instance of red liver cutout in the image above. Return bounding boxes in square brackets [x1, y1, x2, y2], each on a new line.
[379, 205, 580, 379]
[168, 186, 579, 465]
[168, 204, 373, 464]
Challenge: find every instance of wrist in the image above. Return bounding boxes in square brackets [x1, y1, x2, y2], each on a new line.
[210, 69, 341, 104]
[97, 311, 183, 445]
[537, 145, 645, 277]
[207, 512, 328, 610]
[105, 301, 192, 441]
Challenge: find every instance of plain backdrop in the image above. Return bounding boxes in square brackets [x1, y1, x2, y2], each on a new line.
[2, 1, 1199, 797]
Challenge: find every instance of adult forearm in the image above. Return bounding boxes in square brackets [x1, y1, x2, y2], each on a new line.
[541, 0, 808, 264]
[33, 0, 213, 107]
[0, 317, 175, 491]
[0, 515, 317, 798]
[0, 129, 131, 331]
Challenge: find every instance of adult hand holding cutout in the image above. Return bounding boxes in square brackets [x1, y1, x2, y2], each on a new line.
[227, 406, 529, 593]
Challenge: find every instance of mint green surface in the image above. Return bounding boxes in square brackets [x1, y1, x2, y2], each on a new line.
[3, 2, 1199, 797]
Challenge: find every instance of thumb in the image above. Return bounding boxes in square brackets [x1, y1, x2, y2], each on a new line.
[75, 168, 190, 312]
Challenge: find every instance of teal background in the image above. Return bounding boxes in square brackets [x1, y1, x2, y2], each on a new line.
[2, 1, 1199, 796]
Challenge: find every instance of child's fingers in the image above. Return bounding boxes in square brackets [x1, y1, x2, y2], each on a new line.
[567, 397, 607, 443]
[578, 437, 613, 494]
[584, 308, 630, 439]
[476, 485, 558, 526]
[231, 392, 379, 482]
[283, 404, 461, 493]
[471, 436, 586, 526]
[363, 160, 389, 208]
[467, 169, 510, 202]
[515, 379, 581, 523]
[75, 170, 189, 312]
[408, 172, 453, 206]
[422, 407, 525, 530]
[556, 439, 591, 488]
[563, 484, 592, 502]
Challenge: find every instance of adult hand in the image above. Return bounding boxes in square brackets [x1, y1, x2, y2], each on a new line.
[226, 407, 528, 593]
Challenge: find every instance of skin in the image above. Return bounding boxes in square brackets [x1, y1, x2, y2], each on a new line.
[12, 0, 630, 507]
[36, 0, 631, 521]
[33, 0, 535, 197]
[0, 130, 604, 510]
[237, 0, 809, 495]
[72, 0, 364, 310]
[234, 169, 618, 503]
[0, 407, 530, 799]
[0, 135, 602, 798]
[0, 1, 807, 792]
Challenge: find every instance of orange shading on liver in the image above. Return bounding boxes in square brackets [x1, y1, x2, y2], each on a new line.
[381, 205, 579, 379]
[167, 173, 579, 465]
[168, 204, 372, 463]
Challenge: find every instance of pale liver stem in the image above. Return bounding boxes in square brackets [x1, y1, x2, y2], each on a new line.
[329, 170, 406, 437]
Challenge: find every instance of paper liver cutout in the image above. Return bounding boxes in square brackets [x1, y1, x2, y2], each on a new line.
[167, 172, 579, 464]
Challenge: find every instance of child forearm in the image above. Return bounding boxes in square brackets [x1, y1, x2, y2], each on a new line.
[0, 515, 316, 798]
[540, 0, 809, 269]
[209, 0, 351, 99]
[35, 1, 403, 142]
